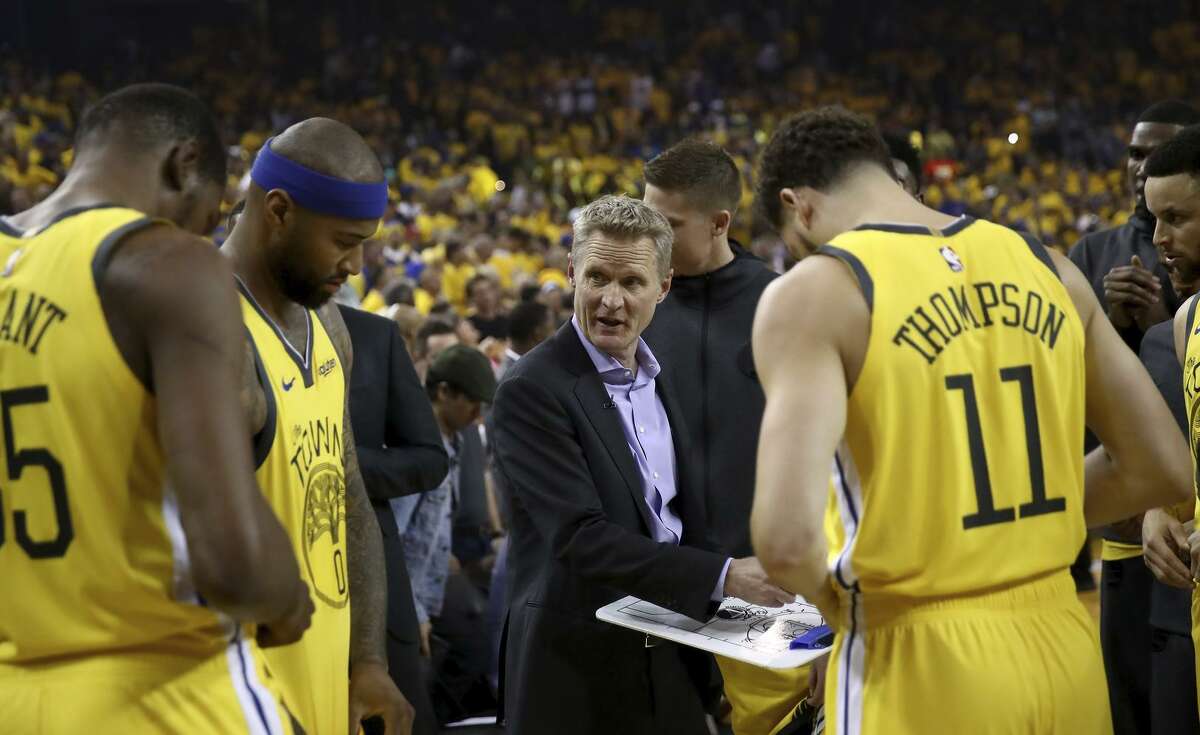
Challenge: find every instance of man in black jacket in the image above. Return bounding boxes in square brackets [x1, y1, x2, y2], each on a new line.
[491, 195, 790, 735]
[642, 139, 820, 735]
[339, 304, 449, 735]
[1066, 100, 1200, 735]
[641, 139, 778, 558]
[1069, 101, 1200, 350]
[1139, 128, 1200, 735]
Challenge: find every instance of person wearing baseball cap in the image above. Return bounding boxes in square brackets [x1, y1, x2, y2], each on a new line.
[389, 343, 496, 694]
[427, 343, 497, 409]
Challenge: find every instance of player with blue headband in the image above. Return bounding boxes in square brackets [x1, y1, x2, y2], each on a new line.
[222, 117, 415, 735]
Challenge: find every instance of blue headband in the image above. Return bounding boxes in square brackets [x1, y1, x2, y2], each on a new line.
[250, 137, 388, 220]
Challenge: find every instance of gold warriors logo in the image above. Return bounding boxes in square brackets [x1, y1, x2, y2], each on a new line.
[290, 418, 349, 608]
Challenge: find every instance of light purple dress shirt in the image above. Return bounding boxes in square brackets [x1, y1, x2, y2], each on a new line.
[571, 316, 731, 600]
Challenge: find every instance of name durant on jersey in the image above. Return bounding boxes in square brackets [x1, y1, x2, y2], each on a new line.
[0, 287, 68, 356]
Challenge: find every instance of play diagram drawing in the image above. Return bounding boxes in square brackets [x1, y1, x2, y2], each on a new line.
[597, 596, 830, 669]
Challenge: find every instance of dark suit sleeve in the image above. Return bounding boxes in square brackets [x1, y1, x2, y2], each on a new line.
[1140, 323, 1188, 433]
[357, 320, 448, 501]
[493, 373, 725, 622]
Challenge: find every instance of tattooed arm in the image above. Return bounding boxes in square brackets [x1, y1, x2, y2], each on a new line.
[321, 303, 388, 664]
[320, 303, 414, 734]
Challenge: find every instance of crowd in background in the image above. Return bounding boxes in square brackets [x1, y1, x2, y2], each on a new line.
[4, 1, 1200, 272]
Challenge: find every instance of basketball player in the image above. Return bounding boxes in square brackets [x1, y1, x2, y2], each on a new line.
[750, 106, 1192, 734]
[0, 83, 313, 733]
[1141, 123, 1200, 726]
[222, 118, 413, 735]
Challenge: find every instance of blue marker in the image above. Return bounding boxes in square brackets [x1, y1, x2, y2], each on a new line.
[789, 624, 834, 650]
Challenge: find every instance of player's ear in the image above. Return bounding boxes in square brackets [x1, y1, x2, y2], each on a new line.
[162, 139, 201, 194]
[712, 210, 732, 237]
[263, 190, 294, 230]
[780, 187, 816, 230]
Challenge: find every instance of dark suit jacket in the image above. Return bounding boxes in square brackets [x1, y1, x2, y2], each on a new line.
[451, 425, 492, 564]
[338, 305, 449, 642]
[491, 323, 727, 735]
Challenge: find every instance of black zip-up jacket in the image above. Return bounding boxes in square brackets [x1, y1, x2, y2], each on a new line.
[1069, 213, 1179, 543]
[1068, 213, 1178, 352]
[642, 243, 778, 557]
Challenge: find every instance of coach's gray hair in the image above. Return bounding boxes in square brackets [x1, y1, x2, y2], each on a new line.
[571, 195, 673, 279]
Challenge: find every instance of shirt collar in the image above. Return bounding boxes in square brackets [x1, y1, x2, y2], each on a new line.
[570, 314, 661, 382]
[442, 433, 459, 460]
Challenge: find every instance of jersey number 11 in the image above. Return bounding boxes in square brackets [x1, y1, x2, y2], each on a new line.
[945, 365, 1067, 530]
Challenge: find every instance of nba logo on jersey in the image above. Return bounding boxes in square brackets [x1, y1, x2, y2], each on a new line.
[939, 245, 964, 272]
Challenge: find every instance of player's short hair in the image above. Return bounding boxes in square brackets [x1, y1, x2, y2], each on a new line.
[76, 83, 226, 184]
[1144, 124, 1200, 179]
[1137, 100, 1200, 127]
[268, 117, 384, 184]
[756, 106, 892, 228]
[643, 138, 742, 213]
[509, 300, 551, 345]
[571, 195, 673, 279]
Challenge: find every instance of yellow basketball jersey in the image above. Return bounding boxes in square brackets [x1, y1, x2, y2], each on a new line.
[238, 283, 350, 734]
[0, 217, 24, 265]
[820, 216, 1086, 602]
[1182, 299, 1200, 548]
[0, 205, 233, 665]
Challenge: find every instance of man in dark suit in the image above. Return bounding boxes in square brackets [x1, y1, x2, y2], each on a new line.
[491, 195, 791, 735]
[339, 304, 449, 735]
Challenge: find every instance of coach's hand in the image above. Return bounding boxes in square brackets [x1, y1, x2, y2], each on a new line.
[256, 581, 315, 648]
[723, 557, 794, 607]
[1144, 509, 1191, 588]
[349, 660, 414, 735]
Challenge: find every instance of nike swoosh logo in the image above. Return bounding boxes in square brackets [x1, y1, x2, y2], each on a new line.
[1194, 324, 1200, 336]
[283, 378, 295, 391]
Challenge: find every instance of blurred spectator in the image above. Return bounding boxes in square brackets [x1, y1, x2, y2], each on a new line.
[499, 300, 555, 379]
[2, 0, 1192, 262]
[466, 273, 510, 340]
[442, 239, 477, 313]
[413, 320, 459, 381]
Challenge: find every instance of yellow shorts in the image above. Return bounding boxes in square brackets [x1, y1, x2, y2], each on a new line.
[825, 571, 1111, 735]
[0, 636, 302, 734]
[717, 655, 811, 735]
